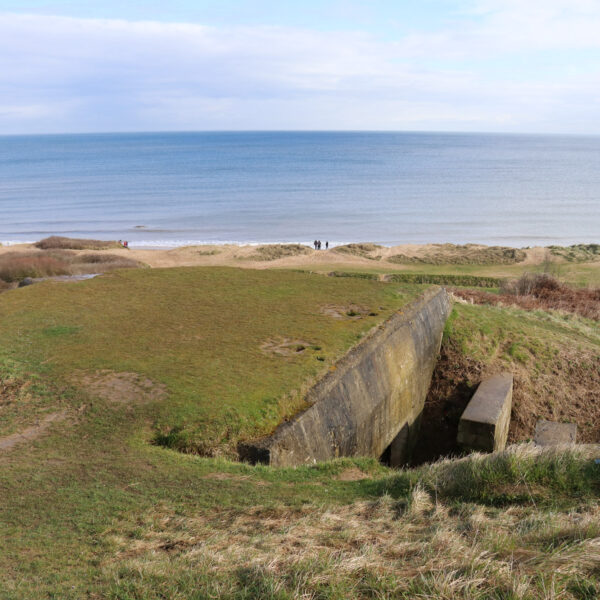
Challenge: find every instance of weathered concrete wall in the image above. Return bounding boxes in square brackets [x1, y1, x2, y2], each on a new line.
[239, 287, 451, 467]
[457, 373, 513, 453]
[535, 420, 577, 446]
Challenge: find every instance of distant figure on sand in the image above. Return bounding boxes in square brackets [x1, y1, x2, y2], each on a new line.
[325, 241, 329, 250]
[313, 240, 318, 250]
[318, 240, 322, 250]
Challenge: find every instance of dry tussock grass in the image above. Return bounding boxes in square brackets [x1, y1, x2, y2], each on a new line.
[245, 244, 313, 261]
[333, 243, 383, 259]
[0, 250, 141, 284]
[105, 468, 600, 599]
[388, 243, 527, 265]
[35, 236, 121, 250]
[0, 253, 70, 281]
[454, 273, 600, 321]
[414, 334, 600, 463]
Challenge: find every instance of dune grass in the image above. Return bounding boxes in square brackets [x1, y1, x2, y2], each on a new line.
[244, 244, 313, 261]
[35, 236, 122, 250]
[388, 244, 527, 265]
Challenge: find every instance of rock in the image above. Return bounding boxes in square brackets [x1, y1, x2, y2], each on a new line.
[534, 420, 577, 446]
[18, 277, 34, 287]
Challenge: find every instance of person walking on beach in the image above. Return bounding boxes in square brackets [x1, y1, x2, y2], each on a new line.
[313, 240, 318, 250]
[325, 241, 329, 250]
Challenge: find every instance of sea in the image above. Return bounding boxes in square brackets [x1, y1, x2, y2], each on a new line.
[1, 131, 599, 248]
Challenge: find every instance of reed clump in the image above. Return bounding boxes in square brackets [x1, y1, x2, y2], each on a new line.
[0, 251, 141, 284]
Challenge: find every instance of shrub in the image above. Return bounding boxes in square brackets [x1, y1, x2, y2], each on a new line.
[0, 253, 70, 282]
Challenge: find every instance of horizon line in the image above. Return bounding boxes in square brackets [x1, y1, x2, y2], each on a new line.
[2, 128, 600, 139]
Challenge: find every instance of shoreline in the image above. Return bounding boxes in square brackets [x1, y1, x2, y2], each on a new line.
[2, 240, 599, 289]
[1, 239, 596, 273]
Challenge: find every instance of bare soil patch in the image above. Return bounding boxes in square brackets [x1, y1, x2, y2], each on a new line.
[260, 338, 313, 357]
[335, 467, 371, 481]
[319, 304, 374, 319]
[0, 411, 67, 451]
[77, 370, 167, 405]
[412, 340, 600, 465]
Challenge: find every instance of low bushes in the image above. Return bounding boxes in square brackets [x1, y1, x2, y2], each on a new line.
[0, 253, 70, 282]
[0, 251, 141, 286]
[455, 273, 600, 320]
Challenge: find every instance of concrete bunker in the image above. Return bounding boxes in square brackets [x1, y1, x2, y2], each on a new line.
[239, 287, 451, 467]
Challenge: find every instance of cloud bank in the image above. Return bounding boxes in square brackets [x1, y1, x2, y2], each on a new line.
[1, 3, 600, 134]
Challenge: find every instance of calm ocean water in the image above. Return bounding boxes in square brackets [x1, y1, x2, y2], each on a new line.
[0, 131, 598, 248]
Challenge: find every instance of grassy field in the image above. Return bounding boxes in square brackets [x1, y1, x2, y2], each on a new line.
[0, 267, 421, 454]
[0, 261, 599, 598]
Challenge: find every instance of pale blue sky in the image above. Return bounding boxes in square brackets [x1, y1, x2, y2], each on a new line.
[1, 0, 600, 134]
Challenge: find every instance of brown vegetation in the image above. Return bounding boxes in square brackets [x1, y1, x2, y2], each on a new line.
[35, 236, 121, 250]
[106, 449, 600, 600]
[413, 326, 600, 465]
[0, 252, 70, 281]
[0, 250, 141, 286]
[453, 273, 600, 321]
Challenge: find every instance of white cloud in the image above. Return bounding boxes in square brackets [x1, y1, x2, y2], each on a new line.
[0, 10, 599, 133]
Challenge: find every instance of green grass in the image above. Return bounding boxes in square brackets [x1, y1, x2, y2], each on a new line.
[291, 257, 600, 287]
[0, 266, 598, 598]
[0, 267, 420, 455]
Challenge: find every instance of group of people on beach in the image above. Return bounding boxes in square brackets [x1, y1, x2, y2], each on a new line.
[313, 240, 328, 250]
[118, 240, 129, 248]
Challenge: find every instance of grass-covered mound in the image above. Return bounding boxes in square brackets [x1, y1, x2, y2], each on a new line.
[333, 243, 383, 260]
[244, 244, 313, 261]
[35, 236, 122, 250]
[0, 267, 419, 455]
[0, 267, 599, 598]
[388, 243, 527, 265]
[414, 298, 600, 463]
[549, 243, 600, 262]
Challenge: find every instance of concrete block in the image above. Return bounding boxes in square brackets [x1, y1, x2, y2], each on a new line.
[534, 420, 577, 446]
[457, 373, 513, 453]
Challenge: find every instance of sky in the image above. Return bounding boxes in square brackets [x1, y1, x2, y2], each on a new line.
[1, 0, 600, 134]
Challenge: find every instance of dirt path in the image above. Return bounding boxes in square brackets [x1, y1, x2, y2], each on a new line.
[0, 411, 67, 451]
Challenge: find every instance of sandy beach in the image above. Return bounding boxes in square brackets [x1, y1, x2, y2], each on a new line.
[0, 241, 561, 269]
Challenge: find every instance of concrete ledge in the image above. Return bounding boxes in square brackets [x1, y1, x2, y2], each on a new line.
[535, 420, 577, 446]
[239, 287, 451, 467]
[457, 373, 513, 453]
